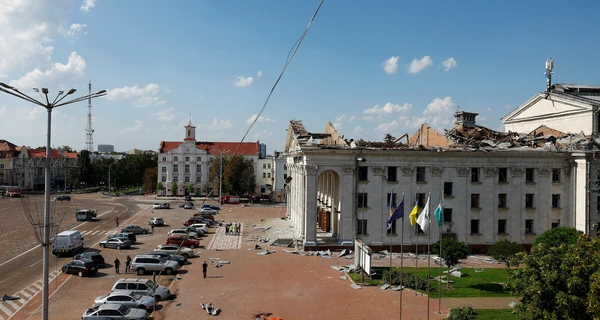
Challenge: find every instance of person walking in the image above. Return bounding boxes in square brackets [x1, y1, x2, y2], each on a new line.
[116, 217, 119, 228]
[125, 255, 131, 273]
[114, 257, 121, 274]
[202, 261, 208, 278]
[150, 222, 155, 233]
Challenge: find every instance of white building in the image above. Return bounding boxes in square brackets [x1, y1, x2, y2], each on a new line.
[257, 156, 274, 197]
[273, 151, 288, 203]
[158, 121, 259, 196]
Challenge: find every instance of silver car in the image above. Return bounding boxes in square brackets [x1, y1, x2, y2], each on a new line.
[130, 254, 180, 275]
[82, 303, 147, 319]
[99, 238, 132, 250]
[94, 290, 155, 311]
[120, 225, 149, 234]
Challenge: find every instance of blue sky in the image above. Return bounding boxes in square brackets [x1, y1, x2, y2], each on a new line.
[1, 0, 599, 154]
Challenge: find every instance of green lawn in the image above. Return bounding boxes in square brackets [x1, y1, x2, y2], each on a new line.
[472, 309, 520, 320]
[347, 267, 512, 298]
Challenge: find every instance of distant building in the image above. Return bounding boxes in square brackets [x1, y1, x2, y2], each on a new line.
[258, 143, 267, 159]
[257, 156, 274, 198]
[97, 144, 114, 153]
[129, 149, 142, 155]
[273, 150, 288, 203]
[0, 140, 19, 186]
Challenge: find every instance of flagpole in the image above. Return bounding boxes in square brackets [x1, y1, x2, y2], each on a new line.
[399, 195, 404, 320]
[426, 192, 431, 320]
[414, 188, 419, 296]
[389, 188, 393, 285]
[438, 203, 443, 315]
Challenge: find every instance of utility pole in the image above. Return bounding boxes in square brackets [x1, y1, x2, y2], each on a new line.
[85, 81, 94, 153]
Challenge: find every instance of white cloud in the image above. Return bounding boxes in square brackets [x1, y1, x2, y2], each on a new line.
[9, 52, 87, 89]
[257, 70, 263, 78]
[333, 114, 347, 131]
[233, 76, 254, 87]
[485, 107, 492, 112]
[349, 115, 357, 122]
[61, 113, 77, 124]
[353, 126, 363, 135]
[60, 23, 87, 43]
[80, 0, 97, 12]
[375, 120, 401, 133]
[154, 107, 175, 121]
[382, 56, 399, 74]
[107, 84, 160, 100]
[120, 120, 143, 135]
[133, 96, 166, 109]
[362, 116, 374, 121]
[253, 129, 274, 141]
[441, 57, 457, 72]
[15, 106, 44, 121]
[198, 118, 233, 130]
[246, 114, 274, 125]
[403, 96, 455, 131]
[364, 102, 412, 114]
[408, 56, 433, 74]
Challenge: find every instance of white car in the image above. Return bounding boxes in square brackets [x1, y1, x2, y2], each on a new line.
[168, 229, 199, 239]
[94, 290, 155, 311]
[152, 203, 162, 209]
[190, 223, 209, 233]
[200, 207, 218, 214]
[82, 304, 147, 320]
[154, 244, 194, 259]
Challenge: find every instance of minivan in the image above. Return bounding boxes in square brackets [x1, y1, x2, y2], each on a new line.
[130, 254, 180, 275]
[111, 278, 171, 301]
[52, 230, 84, 256]
[76, 209, 96, 221]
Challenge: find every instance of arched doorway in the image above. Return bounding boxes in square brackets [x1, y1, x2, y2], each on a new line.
[316, 170, 340, 242]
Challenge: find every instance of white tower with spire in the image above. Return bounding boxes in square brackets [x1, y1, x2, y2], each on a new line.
[85, 81, 94, 152]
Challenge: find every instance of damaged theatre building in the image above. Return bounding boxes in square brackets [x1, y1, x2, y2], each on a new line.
[283, 83, 600, 252]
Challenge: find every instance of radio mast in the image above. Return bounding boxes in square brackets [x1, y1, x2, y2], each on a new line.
[85, 81, 94, 152]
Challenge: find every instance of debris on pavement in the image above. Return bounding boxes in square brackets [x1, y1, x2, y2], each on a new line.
[340, 275, 347, 280]
[201, 302, 221, 316]
[257, 249, 277, 255]
[379, 283, 390, 290]
[338, 249, 352, 257]
[350, 284, 361, 289]
[169, 276, 182, 281]
[1, 294, 20, 301]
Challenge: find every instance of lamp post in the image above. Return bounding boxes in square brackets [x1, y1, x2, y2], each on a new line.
[108, 162, 116, 195]
[0, 83, 106, 320]
[215, 149, 230, 206]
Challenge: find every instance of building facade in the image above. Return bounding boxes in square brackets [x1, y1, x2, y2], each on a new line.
[157, 121, 259, 196]
[0, 140, 19, 186]
[257, 156, 274, 197]
[273, 151, 288, 203]
[12, 147, 78, 190]
[97, 144, 114, 153]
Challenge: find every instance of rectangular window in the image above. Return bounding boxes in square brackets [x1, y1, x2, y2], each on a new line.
[0, 164, 4, 169]
[498, 219, 507, 234]
[161, 176, 166, 182]
[184, 164, 190, 173]
[525, 168, 535, 183]
[387, 167, 397, 182]
[525, 219, 534, 234]
[196, 176, 201, 183]
[552, 194, 561, 208]
[498, 168, 508, 183]
[185, 157, 190, 161]
[197, 157, 201, 161]
[471, 168, 480, 182]
[267, 173, 271, 178]
[174, 156, 178, 161]
[268, 163, 271, 169]
[173, 176, 178, 182]
[284, 174, 287, 179]
[357, 219, 368, 235]
[161, 167, 166, 173]
[416, 193, 426, 207]
[470, 220, 480, 234]
[443, 208, 452, 223]
[196, 164, 201, 172]
[416, 167, 426, 182]
[498, 194, 508, 208]
[471, 194, 480, 208]
[357, 193, 368, 208]
[386, 193, 397, 207]
[263, 163, 266, 169]
[184, 176, 189, 183]
[284, 164, 288, 170]
[387, 220, 397, 235]
[525, 194, 535, 208]
[552, 169, 561, 183]
[443, 182, 453, 197]
[162, 157, 166, 162]
[358, 166, 368, 181]
[263, 173, 266, 178]
[551, 220, 560, 229]
[173, 164, 178, 173]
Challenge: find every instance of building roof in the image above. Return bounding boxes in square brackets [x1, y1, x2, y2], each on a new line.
[63, 152, 78, 159]
[28, 148, 66, 158]
[408, 124, 451, 148]
[0, 140, 18, 152]
[159, 141, 258, 155]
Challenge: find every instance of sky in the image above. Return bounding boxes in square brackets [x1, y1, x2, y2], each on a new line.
[1, 0, 600, 154]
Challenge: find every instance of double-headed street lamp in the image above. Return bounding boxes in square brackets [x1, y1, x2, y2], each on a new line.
[215, 149, 230, 206]
[0, 83, 106, 320]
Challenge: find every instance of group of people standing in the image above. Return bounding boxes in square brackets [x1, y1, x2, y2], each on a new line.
[113, 255, 132, 274]
[224, 221, 241, 236]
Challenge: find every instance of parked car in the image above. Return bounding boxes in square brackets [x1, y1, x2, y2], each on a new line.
[168, 228, 199, 239]
[108, 232, 137, 243]
[152, 203, 162, 209]
[121, 225, 149, 234]
[154, 244, 194, 259]
[148, 217, 164, 226]
[99, 238, 132, 250]
[166, 235, 199, 249]
[93, 290, 155, 311]
[130, 254, 180, 275]
[73, 252, 105, 266]
[186, 226, 205, 237]
[54, 195, 71, 201]
[202, 204, 221, 211]
[82, 304, 147, 320]
[145, 251, 187, 266]
[111, 278, 171, 301]
[200, 207, 218, 214]
[61, 258, 98, 277]
[183, 202, 194, 209]
[184, 196, 192, 201]
[160, 203, 170, 209]
[178, 202, 186, 208]
[189, 223, 209, 234]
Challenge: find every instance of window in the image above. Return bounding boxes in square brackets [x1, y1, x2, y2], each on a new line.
[184, 164, 190, 173]
[284, 174, 287, 180]
[525, 168, 535, 183]
[174, 157, 178, 161]
[284, 164, 288, 170]
[552, 194, 561, 208]
[525, 219, 534, 234]
[552, 169, 561, 183]
[443, 208, 452, 223]
[185, 157, 190, 161]
[387, 167, 397, 182]
[387, 220, 397, 235]
[498, 219, 507, 234]
[162, 157, 166, 162]
[196, 164, 201, 172]
[443, 182, 453, 197]
[551, 220, 560, 229]
[268, 163, 271, 169]
[161, 176, 166, 182]
[416, 167, 426, 182]
[173, 176, 178, 182]
[498, 194, 507, 208]
[173, 164, 178, 173]
[0, 164, 4, 169]
[358, 167, 368, 181]
[386, 193, 397, 207]
[263, 163, 266, 169]
[196, 176, 201, 183]
[525, 194, 535, 208]
[471, 168, 480, 182]
[184, 176, 189, 183]
[470, 220, 480, 234]
[416, 193, 426, 207]
[357, 219, 368, 235]
[263, 173, 266, 178]
[161, 167, 166, 173]
[267, 173, 271, 178]
[498, 168, 508, 183]
[357, 193, 368, 208]
[471, 194, 480, 208]
[197, 157, 201, 161]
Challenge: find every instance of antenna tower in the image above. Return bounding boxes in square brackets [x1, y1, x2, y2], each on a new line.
[545, 58, 554, 93]
[85, 81, 94, 152]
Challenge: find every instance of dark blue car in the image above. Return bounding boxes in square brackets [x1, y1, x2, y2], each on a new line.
[202, 204, 221, 211]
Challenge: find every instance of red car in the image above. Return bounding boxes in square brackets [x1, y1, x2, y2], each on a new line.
[166, 235, 199, 249]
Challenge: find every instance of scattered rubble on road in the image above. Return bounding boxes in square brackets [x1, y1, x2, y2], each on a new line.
[201, 302, 221, 316]
[257, 249, 278, 255]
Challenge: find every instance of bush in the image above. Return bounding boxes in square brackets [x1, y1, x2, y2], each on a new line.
[488, 240, 525, 266]
[381, 270, 429, 291]
[447, 306, 476, 320]
[533, 227, 582, 248]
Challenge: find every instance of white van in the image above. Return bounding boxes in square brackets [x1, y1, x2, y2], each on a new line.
[52, 230, 84, 256]
[76, 209, 96, 221]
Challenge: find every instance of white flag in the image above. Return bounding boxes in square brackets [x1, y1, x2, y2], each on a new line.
[417, 194, 431, 232]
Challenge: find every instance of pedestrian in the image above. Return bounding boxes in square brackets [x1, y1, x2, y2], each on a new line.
[150, 222, 155, 233]
[125, 255, 131, 273]
[114, 257, 121, 274]
[202, 261, 208, 278]
[116, 217, 119, 228]
[236, 224, 240, 235]
[229, 224, 233, 235]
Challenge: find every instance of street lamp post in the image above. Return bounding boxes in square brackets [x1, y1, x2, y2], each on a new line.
[215, 149, 230, 206]
[0, 83, 106, 320]
[109, 162, 116, 195]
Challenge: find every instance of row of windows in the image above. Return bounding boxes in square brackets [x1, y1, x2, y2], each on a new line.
[262, 163, 272, 169]
[161, 176, 202, 183]
[358, 218, 546, 235]
[262, 172, 271, 178]
[357, 192, 562, 209]
[360, 166, 564, 184]
[162, 164, 203, 173]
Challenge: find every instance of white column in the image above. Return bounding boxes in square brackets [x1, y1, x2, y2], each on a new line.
[304, 165, 318, 246]
[340, 165, 355, 246]
[573, 155, 589, 233]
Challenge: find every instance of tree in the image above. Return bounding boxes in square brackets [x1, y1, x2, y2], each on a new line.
[60, 145, 74, 152]
[171, 182, 178, 196]
[432, 237, 469, 288]
[506, 234, 600, 319]
[76, 150, 93, 185]
[533, 226, 582, 248]
[447, 306, 476, 320]
[157, 181, 163, 193]
[383, 133, 396, 146]
[187, 183, 195, 195]
[487, 240, 525, 266]
[209, 155, 256, 196]
[143, 167, 158, 193]
[201, 184, 210, 196]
